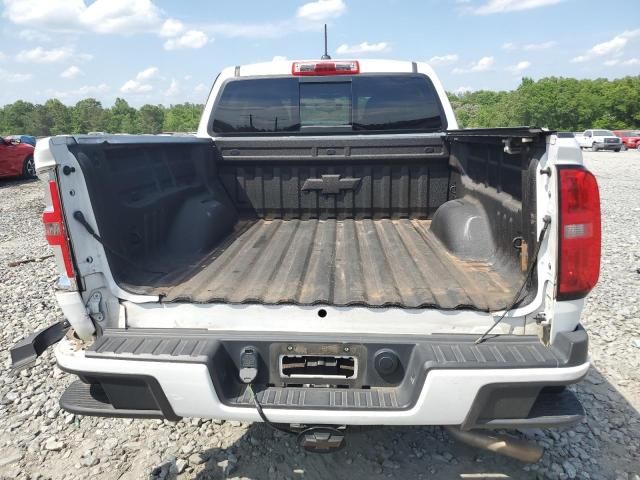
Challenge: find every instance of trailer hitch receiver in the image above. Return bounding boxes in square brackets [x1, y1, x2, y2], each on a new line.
[297, 426, 346, 454]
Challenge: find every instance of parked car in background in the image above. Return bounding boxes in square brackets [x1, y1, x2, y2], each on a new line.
[0, 136, 35, 178]
[557, 132, 575, 138]
[613, 130, 640, 151]
[6, 134, 37, 147]
[575, 129, 622, 152]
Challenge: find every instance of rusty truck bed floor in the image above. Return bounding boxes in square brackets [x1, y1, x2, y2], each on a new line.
[159, 219, 518, 310]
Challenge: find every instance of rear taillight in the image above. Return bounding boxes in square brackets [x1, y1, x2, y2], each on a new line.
[292, 60, 359, 76]
[43, 180, 75, 278]
[557, 167, 601, 299]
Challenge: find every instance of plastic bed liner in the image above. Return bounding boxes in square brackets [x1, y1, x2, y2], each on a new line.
[158, 218, 517, 310]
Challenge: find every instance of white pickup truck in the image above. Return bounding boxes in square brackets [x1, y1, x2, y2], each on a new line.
[12, 59, 600, 458]
[575, 129, 622, 152]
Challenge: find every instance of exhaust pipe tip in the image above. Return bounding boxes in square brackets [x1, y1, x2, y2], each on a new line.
[444, 426, 544, 464]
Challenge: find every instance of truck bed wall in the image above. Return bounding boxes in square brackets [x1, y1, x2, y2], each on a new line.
[218, 160, 450, 220]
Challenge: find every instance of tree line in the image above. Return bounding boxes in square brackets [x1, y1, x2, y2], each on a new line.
[0, 98, 203, 136]
[449, 75, 640, 131]
[1, 76, 639, 136]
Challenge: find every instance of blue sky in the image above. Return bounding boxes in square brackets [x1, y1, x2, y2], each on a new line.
[1, 0, 639, 107]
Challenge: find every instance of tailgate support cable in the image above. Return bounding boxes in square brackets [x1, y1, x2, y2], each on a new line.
[475, 215, 552, 345]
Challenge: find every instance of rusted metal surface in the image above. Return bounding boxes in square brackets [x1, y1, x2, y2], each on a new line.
[161, 219, 518, 310]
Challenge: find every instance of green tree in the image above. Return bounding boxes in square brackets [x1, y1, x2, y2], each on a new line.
[108, 97, 138, 134]
[71, 98, 107, 133]
[1, 100, 36, 134]
[448, 75, 640, 131]
[163, 103, 203, 132]
[44, 99, 72, 135]
[136, 104, 165, 134]
[27, 104, 51, 136]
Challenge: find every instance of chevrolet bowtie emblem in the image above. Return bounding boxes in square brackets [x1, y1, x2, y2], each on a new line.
[301, 175, 361, 195]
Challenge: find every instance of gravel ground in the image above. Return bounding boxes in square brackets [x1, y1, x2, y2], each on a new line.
[1, 150, 639, 480]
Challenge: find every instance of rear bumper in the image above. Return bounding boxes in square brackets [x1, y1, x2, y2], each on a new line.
[56, 328, 589, 427]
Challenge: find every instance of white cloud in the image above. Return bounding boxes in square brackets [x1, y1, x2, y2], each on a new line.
[503, 41, 556, 51]
[188, 1, 343, 41]
[524, 41, 556, 50]
[120, 79, 152, 93]
[336, 42, 389, 55]
[136, 66, 159, 81]
[453, 56, 495, 73]
[205, 22, 284, 39]
[4, 0, 338, 46]
[165, 79, 179, 97]
[76, 83, 109, 95]
[119, 67, 158, 94]
[18, 46, 73, 63]
[159, 18, 184, 37]
[473, 0, 565, 15]
[184, 75, 193, 80]
[84, 0, 163, 34]
[61, 65, 82, 79]
[0, 51, 5, 61]
[194, 83, 208, 93]
[272, 56, 288, 62]
[606, 58, 640, 67]
[164, 30, 208, 50]
[0, 69, 33, 82]
[507, 60, 531, 73]
[471, 56, 495, 71]
[590, 35, 629, 56]
[429, 54, 459, 66]
[18, 29, 51, 42]
[205, 16, 332, 39]
[4, 0, 164, 34]
[572, 30, 640, 63]
[3, 0, 85, 31]
[296, 0, 346, 21]
[453, 86, 474, 95]
[53, 83, 110, 100]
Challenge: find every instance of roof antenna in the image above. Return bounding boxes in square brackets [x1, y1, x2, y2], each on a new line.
[321, 24, 331, 60]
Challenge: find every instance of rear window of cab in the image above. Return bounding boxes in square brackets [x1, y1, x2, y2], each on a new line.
[211, 74, 445, 135]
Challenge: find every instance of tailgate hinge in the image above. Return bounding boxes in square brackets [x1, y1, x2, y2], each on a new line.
[86, 291, 104, 322]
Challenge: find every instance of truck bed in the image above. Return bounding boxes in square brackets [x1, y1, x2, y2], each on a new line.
[70, 135, 539, 312]
[160, 218, 516, 309]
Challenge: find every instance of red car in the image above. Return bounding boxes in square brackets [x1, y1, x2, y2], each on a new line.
[0, 137, 35, 179]
[613, 130, 640, 151]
